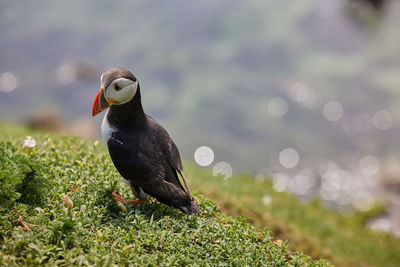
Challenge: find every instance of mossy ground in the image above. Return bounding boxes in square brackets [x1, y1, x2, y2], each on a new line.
[187, 164, 400, 266]
[0, 124, 329, 266]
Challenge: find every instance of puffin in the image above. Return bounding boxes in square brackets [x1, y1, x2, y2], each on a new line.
[92, 67, 200, 214]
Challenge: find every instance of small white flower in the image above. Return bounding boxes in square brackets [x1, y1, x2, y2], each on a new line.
[23, 136, 37, 150]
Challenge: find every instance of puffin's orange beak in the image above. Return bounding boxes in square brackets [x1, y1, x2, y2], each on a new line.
[92, 88, 110, 116]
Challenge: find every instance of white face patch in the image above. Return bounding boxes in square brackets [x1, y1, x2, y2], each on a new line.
[105, 77, 138, 105]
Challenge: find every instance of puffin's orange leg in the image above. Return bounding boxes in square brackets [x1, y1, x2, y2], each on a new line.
[112, 191, 146, 205]
[126, 199, 146, 205]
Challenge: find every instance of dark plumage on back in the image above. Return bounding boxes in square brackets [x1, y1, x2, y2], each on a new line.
[92, 67, 200, 214]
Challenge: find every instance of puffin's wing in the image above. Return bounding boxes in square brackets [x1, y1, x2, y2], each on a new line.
[107, 134, 163, 183]
[153, 121, 194, 199]
[165, 141, 193, 199]
[166, 140, 183, 171]
[107, 134, 190, 200]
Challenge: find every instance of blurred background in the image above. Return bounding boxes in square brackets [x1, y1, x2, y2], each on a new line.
[0, 0, 399, 236]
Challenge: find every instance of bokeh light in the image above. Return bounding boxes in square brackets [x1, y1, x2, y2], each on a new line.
[319, 187, 340, 201]
[288, 82, 317, 109]
[372, 110, 393, 131]
[292, 169, 316, 195]
[359, 155, 380, 176]
[267, 97, 288, 117]
[279, 148, 300, 169]
[272, 173, 290, 192]
[368, 216, 392, 234]
[213, 161, 233, 179]
[0, 72, 18, 92]
[262, 195, 272, 205]
[319, 160, 339, 177]
[323, 101, 343, 121]
[321, 169, 343, 192]
[194, 146, 214, 166]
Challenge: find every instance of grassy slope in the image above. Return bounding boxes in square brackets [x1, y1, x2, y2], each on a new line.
[186, 167, 400, 267]
[0, 124, 328, 266]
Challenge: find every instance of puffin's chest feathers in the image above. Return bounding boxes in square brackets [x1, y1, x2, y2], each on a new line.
[101, 111, 118, 146]
[102, 113, 150, 150]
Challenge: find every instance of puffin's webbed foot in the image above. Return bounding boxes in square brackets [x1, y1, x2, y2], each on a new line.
[112, 191, 146, 205]
[112, 191, 127, 203]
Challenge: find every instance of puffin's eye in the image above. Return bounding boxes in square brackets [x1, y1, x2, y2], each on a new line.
[114, 83, 122, 91]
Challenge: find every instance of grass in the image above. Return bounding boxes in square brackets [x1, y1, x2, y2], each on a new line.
[186, 166, 400, 267]
[0, 123, 329, 266]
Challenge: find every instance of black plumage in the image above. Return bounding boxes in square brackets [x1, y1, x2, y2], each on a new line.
[97, 68, 199, 214]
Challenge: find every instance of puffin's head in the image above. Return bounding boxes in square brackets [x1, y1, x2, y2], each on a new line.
[92, 68, 138, 116]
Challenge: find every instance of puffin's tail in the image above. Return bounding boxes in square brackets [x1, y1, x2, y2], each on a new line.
[160, 197, 200, 215]
[143, 187, 201, 215]
[176, 199, 201, 215]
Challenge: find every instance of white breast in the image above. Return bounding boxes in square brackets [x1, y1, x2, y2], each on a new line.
[101, 110, 116, 147]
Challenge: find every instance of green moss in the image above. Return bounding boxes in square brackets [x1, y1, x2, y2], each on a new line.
[0, 123, 329, 266]
[0, 142, 50, 212]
